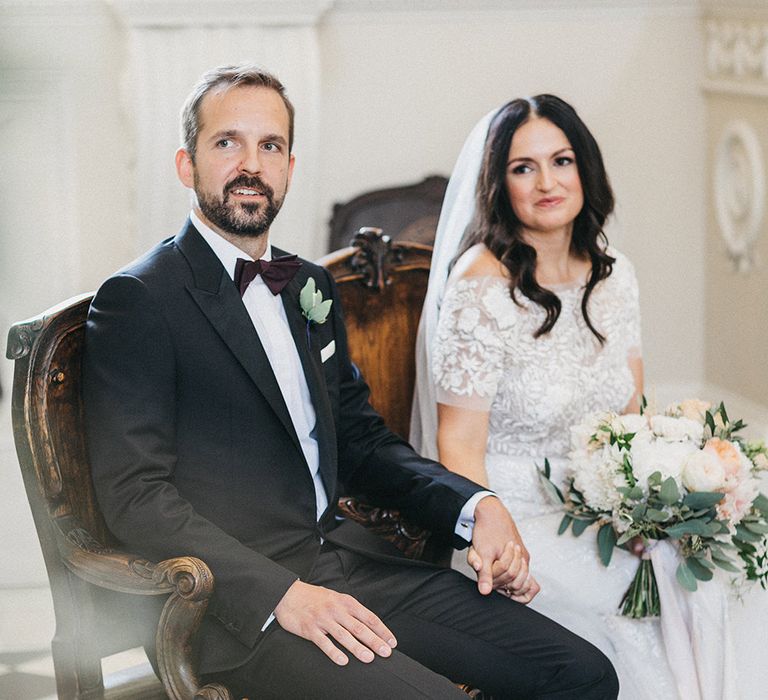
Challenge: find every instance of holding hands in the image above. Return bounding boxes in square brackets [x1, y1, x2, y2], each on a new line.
[469, 496, 540, 604]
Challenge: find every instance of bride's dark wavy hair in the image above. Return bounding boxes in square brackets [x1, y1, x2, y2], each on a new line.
[460, 95, 615, 342]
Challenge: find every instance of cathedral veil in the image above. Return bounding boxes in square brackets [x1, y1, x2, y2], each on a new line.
[410, 107, 499, 459]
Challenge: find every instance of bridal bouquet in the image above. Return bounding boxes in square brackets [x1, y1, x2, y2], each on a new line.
[540, 400, 768, 618]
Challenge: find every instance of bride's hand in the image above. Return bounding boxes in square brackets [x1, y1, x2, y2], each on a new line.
[629, 536, 645, 558]
[468, 496, 541, 603]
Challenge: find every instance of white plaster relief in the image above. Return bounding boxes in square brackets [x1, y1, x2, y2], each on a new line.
[706, 18, 768, 84]
[714, 120, 765, 273]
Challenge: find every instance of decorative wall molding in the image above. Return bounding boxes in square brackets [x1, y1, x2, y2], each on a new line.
[108, 0, 334, 27]
[713, 120, 765, 273]
[331, 0, 698, 12]
[0, 0, 112, 27]
[703, 17, 768, 97]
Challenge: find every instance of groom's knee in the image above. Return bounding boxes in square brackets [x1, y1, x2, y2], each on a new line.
[553, 641, 619, 700]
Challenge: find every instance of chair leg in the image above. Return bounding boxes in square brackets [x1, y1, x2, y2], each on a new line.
[51, 633, 105, 700]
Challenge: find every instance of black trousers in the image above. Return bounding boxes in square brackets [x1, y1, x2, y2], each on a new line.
[209, 545, 619, 699]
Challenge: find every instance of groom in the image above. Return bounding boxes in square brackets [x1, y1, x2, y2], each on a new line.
[83, 63, 618, 698]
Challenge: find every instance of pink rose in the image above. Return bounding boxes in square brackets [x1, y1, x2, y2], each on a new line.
[717, 478, 759, 525]
[703, 438, 744, 490]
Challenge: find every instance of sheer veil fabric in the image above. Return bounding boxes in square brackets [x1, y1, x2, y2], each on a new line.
[410, 108, 498, 460]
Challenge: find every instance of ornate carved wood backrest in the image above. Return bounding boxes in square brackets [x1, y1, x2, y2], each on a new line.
[321, 229, 453, 566]
[318, 228, 432, 440]
[7, 294, 113, 555]
[327, 175, 448, 253]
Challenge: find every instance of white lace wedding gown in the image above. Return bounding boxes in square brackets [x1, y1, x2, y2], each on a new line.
[431, 248, 730, 700]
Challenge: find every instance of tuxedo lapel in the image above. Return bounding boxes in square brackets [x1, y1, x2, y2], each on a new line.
[176, 222, 304, 456]
[280, 268, 339, 507]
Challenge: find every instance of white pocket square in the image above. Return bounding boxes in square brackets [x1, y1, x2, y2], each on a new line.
[320, 340, 336, 363]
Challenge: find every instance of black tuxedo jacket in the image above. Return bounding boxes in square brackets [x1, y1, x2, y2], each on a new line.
[83, 220, 482, 672]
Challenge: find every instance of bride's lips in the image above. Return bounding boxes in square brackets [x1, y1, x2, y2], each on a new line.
[535, 197, 564, 208]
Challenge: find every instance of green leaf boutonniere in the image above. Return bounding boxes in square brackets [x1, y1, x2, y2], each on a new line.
[300, 277, 332, 325]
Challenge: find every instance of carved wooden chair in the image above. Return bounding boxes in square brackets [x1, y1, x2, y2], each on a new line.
[327, 175, 448, 252]
[7, 295, 231, 700]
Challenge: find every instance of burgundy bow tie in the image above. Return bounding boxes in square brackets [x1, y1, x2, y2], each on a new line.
[234, 255, 302, 296]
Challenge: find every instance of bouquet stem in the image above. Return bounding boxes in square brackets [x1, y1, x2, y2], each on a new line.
[619, 558, 661, 618]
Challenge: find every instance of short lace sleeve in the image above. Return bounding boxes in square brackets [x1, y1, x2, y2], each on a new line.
[431, 276, 510, 412]
[612, 250, 642, 361]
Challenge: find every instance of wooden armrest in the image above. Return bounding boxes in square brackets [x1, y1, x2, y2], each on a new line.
[54, 517, 231, 699]
[337, 497, 431, 560]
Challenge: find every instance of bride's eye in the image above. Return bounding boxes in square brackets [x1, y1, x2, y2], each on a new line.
[511, 164, 532, 175]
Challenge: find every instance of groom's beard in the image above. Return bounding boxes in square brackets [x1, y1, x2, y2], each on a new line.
[194, 172, 285, 238]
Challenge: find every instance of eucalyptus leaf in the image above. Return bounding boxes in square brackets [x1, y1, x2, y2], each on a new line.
[752, 493, 768, 517]
[558, 514, 572, 535]
[659, 477, 680, 505]
[646, 508, 669, 522]
[687, 557, 714, 581]
[693, 554, 716, 570]
[597, 523, 617, 566]
[735, 525, 764, 543]
[743, 521, 768, 535]
[665, 519, 712, 538]
[628, 486, 644, 501]
[571, 517, 593, 537]
[683, 492, 724, 510]
[676, 560, 698, 592]
[631, 503, 647, 521]
[539, 471, 565, 505]
[711, 553, 741, 573]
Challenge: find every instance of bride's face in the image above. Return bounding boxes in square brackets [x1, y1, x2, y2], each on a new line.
[505, 116, 584, 240]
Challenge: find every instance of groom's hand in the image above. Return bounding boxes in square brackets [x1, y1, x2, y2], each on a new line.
[274, 580, 398, 666]
[468, 496, 540, 604]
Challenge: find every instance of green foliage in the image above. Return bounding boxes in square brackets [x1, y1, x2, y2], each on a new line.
[676, 560, 698, 592]
[597, 523, 617, 566]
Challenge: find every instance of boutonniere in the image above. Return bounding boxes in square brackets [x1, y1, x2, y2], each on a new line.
[300, 278, 332, 345]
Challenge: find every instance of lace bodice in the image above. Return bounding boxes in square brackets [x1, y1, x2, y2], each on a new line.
[432, 249, 641, 459]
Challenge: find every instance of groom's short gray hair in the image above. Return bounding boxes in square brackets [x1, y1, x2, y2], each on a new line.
[180, 63, 295, 161]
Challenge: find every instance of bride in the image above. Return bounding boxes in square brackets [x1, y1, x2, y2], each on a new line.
[411, 95, 758, 699]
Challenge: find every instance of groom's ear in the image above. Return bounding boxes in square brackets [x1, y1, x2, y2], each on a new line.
[176, 148, 195, 189]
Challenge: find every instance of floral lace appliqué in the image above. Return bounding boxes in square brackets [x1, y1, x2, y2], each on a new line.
[432, 250, 641, 458]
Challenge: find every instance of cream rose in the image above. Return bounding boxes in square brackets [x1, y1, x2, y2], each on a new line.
[682, 450, 727, 492]
[665, 398, 711, 423]
[650, 415, 704, 444]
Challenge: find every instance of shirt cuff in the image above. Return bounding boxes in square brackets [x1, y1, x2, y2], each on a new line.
[454, 491, 496, 543]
